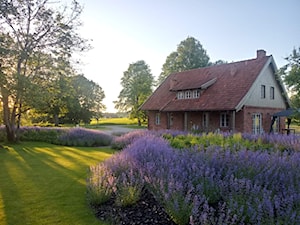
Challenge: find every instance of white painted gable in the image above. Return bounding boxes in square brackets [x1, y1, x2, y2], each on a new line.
[237, 57, 289, 110]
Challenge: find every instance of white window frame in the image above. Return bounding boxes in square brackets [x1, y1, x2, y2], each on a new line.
[193, 90, 200, 98]
[220, 113, 229, 127]
[272, 116, 279, 133]
[202, 112, 209, 128]
[155, 113, 160, 125]
[185, 90, 191, 99]
[252, 113, 262, 134]
[270, 86, 275, 100]
[177, 91, 184, 99]
[261, 85, 266, 99]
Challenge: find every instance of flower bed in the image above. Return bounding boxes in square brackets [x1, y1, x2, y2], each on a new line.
[87, 131, 300, 225]
[0, 126, 113, 147]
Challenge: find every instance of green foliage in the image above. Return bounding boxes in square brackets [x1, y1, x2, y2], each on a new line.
[115, 60, 154, 125]
[0, 0, 91, 142]
[86, 166, 114, 206]
[0, 126, 113, 147]
[19, 127, 65, 143]
[165, 132, 273, 151]
[158, 36, 210, 85]
[164, 193, 193, 225]
[115, 185, 142, 207]
[280, 47, 300, 119]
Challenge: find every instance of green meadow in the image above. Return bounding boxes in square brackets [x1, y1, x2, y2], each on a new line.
[0, 142, 115, 225]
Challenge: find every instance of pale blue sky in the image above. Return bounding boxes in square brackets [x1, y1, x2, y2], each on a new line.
[75, 0, 300, 112]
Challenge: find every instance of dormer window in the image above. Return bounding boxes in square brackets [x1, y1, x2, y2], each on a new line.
[177, 91, 184, 99]
[185, 90, 191, 99]
[177, 89, 200, 99]
[193, 90, 200, 98]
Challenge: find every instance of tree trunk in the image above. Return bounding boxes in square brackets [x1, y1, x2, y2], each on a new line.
[137, 117, 141, 126]
[2, 90, 17, 142]
[5, 125, 16, 142]
[54, 114, 59, 126]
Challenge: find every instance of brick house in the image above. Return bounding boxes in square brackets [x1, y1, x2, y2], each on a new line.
[140, 50, 290, 134]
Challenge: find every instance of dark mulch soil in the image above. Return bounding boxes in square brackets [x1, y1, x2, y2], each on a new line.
[91, 189, 177, 225]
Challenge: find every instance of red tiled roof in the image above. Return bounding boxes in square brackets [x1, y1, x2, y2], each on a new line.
[141, 55, 271, 112]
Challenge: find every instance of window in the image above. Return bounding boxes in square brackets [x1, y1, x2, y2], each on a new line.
[185, 90, 191, 99]
[155, 113, 160, 125]
[193, 90, 200, 98]
[252, 113, 262, 134]
[270, 86, 274, 99]
[261, 85, 266, 99]
[169, 113, 173, 126]
[177, 89, 200, 99]
[271, 116, 279, 133]
[203, 113, 209, 128]
[220, 113, 229, 127]
[177, 91, 184, 99]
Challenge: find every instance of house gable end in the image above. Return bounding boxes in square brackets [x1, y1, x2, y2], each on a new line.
[236, 56, 290, 111]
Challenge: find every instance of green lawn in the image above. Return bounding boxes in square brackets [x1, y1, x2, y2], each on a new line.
[0, 142, 115, 225]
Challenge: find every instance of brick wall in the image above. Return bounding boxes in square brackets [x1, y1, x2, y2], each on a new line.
[146, 107, 286, 133]
[241, 106, 286, 133]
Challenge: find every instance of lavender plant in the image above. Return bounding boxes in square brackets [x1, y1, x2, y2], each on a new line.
[87, 164, 116, 205]
[88, 131, 300, 225]
[19, 126, 66, 143]
[58, 127, 113, 146]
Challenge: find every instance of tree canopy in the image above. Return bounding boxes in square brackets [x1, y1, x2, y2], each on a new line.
[280, 47, 300, 118]
[0, 0, 93, 142]
[157, 36, 210, 85]
[114, 60, 154, 125]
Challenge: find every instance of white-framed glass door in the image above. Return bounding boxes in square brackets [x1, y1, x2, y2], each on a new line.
[252, 113, 262, 134]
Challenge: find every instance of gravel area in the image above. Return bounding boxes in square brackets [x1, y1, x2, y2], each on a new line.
[103, 125, 145, 135]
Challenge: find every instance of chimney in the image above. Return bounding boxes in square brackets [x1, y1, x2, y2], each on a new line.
[257, 49, 266, 59]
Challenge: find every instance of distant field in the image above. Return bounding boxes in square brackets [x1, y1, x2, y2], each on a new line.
[93, 117, 139, 125]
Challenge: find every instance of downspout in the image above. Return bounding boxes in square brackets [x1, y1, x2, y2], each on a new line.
[184, 112, 188, 131]
[232, 110, 236, 132]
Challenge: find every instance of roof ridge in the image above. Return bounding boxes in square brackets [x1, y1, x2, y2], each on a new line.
[170, 55, 271, 75]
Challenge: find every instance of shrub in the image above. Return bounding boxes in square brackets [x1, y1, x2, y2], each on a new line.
[58, 127, 113, 147]
[19, 126, 65, 143]
[88, 132, 300, 225]
[87, 164, 116, 206]
[111, 129, 149, 150]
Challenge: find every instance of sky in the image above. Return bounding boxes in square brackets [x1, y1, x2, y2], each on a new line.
[74, 0, 300, 113]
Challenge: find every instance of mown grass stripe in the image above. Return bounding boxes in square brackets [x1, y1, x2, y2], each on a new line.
[0, 142, 114, 225]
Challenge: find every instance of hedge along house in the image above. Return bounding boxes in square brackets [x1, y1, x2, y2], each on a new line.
[140, 50, 291, 134]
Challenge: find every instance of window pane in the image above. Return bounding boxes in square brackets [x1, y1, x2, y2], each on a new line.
[185, 91, 191, 99]
[155, 113, 160, 125]
[261, 85, 266, 99]
[252, 113, 261, 134]
[270, 87, 274, 99]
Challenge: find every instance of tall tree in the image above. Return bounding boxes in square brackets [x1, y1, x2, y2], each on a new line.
[114, 60, 154, 126]
[280, 47, 300, 118]
[65, 75, 105, 124]
[0, 0, 89, 142]
[157, 36, 210, 85]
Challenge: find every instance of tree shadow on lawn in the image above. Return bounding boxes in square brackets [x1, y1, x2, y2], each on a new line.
[0, 142, 114, 225]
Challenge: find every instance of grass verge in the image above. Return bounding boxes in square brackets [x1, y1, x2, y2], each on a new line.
[0, 142, 114, 225]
